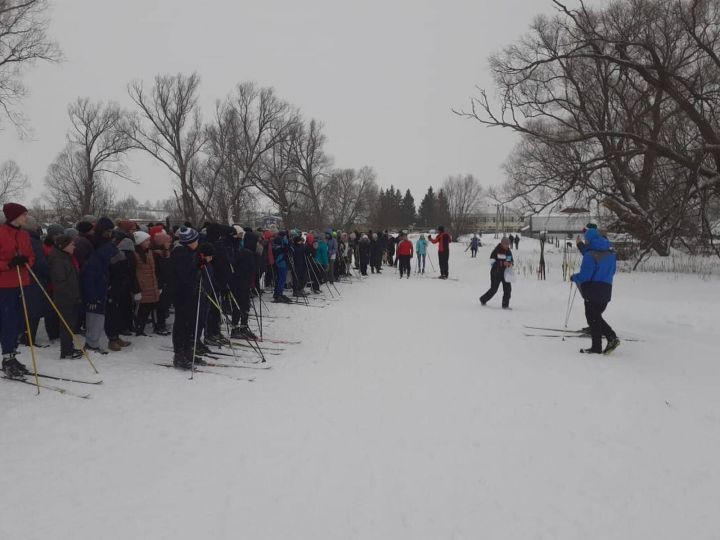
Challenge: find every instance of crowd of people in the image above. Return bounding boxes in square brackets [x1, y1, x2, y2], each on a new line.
[0, 201, 463, 377]
[0, 200, 618, 380]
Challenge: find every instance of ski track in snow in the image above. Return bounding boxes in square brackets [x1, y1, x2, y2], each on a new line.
[1, 236, 719, 539]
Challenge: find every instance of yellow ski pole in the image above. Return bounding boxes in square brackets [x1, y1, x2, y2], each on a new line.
[17, 265, 40, 394]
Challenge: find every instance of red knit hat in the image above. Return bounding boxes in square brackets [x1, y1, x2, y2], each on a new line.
[3, 203, 28, 224]
[117, 219, 136, 233]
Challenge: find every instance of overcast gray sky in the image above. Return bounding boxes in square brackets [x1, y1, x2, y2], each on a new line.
[0, 0, 559, 206]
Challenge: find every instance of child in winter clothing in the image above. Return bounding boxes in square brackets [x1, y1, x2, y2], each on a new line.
[396, 233, 414, 278]
[415, 234, 428, 274]
[133, 231, 160, 336]
[479, 237, 513, 309]
[48, 235, 83, 359]
[169, 227, 200, 369]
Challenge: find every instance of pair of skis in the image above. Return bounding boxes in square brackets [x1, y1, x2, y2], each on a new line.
[2, 371, 103, 399]
[523, 325, 641, 342]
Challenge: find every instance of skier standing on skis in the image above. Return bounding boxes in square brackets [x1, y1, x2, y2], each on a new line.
[571, 227, 620, 354]
[0, 203, 35, 378]
[428, 226, 451, 279]
[272, 232, 292, 303]
[469, 234, 480, 258]
[415, 234, 428, 274]
[479, 237, 513, 309]
[396, 232, 414, 278]
[168, 227, 200, 369]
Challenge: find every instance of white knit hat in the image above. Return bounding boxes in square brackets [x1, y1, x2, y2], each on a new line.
[133, 231, 151, 246]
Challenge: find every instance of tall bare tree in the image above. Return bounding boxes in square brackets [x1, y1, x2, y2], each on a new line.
[0, 0, 61, 127]
[442, 174, 483, 237]
[45, 146, 115, 219]
[292, 119, 332, 228]
[324, 167, 379, 230]
[0, 159, 27, 204]
[127, 72, 207, 224]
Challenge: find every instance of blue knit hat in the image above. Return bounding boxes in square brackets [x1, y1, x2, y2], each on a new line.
[178, 226, 199, 245]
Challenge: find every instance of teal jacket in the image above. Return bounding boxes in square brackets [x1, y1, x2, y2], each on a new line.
[315, 241, 329, 266]
[415, 238, 428, 255]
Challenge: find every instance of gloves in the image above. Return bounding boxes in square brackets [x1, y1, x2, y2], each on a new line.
[133, 293, 142, 302]
[9, 255, 29, 268]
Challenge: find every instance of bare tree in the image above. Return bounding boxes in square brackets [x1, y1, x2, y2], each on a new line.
[0, 159, 27, 203]
[45, 146, 115, 219]
[292, 119, 332, 228]
[127, 72, 207, 224]
[0, 0, 61, 127]
[442, 174, 483, 237]
[325, 166, 379, 230]
[456, 0, 720, 255]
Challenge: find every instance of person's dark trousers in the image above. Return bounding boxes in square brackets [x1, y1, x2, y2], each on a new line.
[56, 302, 77, 356]
[480, 272, 511, 307]
[172, 299, 195, 353]
[205, 300, 222, 337]
[231, 287, 250, 326]
[398, 255, 411, 277]
[135, 302, 158, 334]
[120, 294, 134, 334]
[438, 251, 449, 277]
[105, 296, 124, 341]
[387, 255, 394, 266]
[584, 300, 616, 352]
[471, 248, 478, 258]
[155, 289, 170, 331]
[45, 309, 59, 341]
[360, 262, 368, 276]
[0, 288, 21, 354]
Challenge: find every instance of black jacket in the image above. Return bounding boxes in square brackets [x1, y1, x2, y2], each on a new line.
[48, 247, 81, 306]
[168, 244, 199, 303]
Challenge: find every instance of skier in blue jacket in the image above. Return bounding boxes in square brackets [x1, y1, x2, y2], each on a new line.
[415, 234, 428, 274]
[571, 227, 620, 354]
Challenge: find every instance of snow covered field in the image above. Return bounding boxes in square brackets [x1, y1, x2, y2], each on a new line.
[2, 236, 719, 539]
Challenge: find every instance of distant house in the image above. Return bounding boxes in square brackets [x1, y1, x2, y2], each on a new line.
[259, 214, 283, 229]
[528, 213, 601, 236]
[469, 205, 526, 233]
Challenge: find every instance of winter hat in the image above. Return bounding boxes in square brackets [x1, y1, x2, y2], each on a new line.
[177, 226, 199, 245]
[117, 219, 135, 233]
[3, 203, 27, 224]
[438, 225, 445, 233]
[76, 221, 93, 234]
[46, 224, 65, 239]
[198, 242, 215, 257]
[233, 225, 244, 238]
[133, 231, 151, 246]
[96, 217, 115, 235]
[54, 235, 73, 251]
[64, 228, 79, 239]
[149, 225, 165, 238]
[152, 232, 171, 247]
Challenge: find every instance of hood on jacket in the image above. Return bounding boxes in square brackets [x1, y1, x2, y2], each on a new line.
[584, 228, 611, 251]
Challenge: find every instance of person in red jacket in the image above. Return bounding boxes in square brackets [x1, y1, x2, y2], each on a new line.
[396, 232, 414, 279]
[0, 203, 36, 378]
[428, 225, 452, 279]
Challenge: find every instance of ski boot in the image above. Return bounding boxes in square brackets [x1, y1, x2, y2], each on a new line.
[85, 344, 109, 355]
[173, 351, 193, 370]
[205, 334, 229, 347]
[2, 354, 29, 378]
[232, 325, 257, 340]
[195, 342, 212, 355]
[580, 348, 602, 354]
[60, 348, 84, 360]
[603, 337, 621, 355]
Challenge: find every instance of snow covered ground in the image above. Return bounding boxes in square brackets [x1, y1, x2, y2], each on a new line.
[2, 236, 720, 539]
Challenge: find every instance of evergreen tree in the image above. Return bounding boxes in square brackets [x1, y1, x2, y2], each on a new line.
[400, 189, 416, 227]
[417, 187, 437, 228]
[436, 189, 452, 230]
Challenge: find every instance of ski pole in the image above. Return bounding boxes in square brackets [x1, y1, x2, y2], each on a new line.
[25, 264, 99, 374]
[17, 265, 40, 394]
[189, 272, 204, 380]
[203, 267, 240, 364]
[564, 282, 577, 329]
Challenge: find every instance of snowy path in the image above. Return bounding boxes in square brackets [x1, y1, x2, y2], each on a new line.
[2, 239, 720, 539]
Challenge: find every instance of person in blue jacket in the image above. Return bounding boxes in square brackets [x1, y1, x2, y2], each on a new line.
[272, 232, 292, 303]
[415, 234, 428, 274]
[571, 227, 620, 354]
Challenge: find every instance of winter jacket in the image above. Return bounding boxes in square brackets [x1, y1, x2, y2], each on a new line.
[358, 240, 371, 264]
[74, 233, 94, 268]
[430, 232, 451, 253]
[48, 247, 81, 307]
[489, 244, 513, 275]
[134, 249, 160, 303]
[168, 244, 199, 304]
[470, 237, 480, 249]
[396, 239, 414, 257]
[230, 245, 255, 292]
[273, 236, 290, 269]
[152, 248, 171, 291]
[25, 231, 49, 317]
[81, 240, 118, 313]
[314, 240, 329, 267]
[572, 228, 616, 303]
[415, 238, 428, 255]
[0, 223, 35, 288]
[326, 236, 338, 260]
